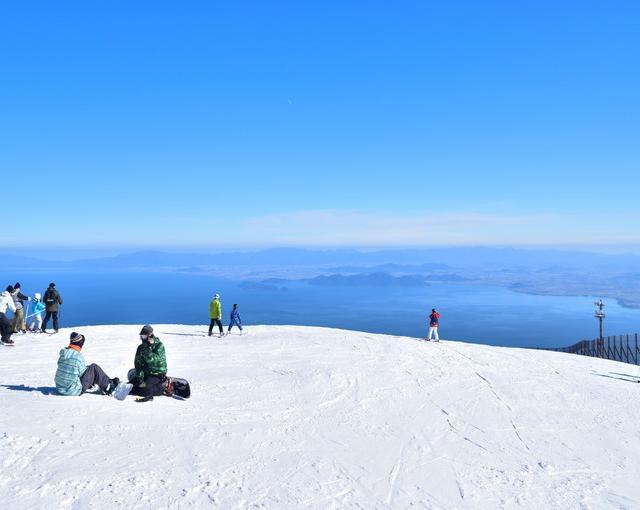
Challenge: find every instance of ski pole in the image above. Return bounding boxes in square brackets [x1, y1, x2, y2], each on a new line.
[25, 310, 43, 320]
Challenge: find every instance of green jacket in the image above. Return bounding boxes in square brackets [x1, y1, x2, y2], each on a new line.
[209, 298, 222, 319]
[134, 336, 167, 380]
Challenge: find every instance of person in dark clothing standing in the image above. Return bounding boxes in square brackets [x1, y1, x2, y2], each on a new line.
[42, 282, 63, 333]
[129, 325, 168, 398]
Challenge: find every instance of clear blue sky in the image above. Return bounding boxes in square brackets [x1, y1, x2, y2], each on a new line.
[2, 1, 639, 248]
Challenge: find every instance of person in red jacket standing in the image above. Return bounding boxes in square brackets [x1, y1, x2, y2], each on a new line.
[426, 308, 440, 342]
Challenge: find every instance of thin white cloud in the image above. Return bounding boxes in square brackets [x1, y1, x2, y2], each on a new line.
[241, 209, 580, 245]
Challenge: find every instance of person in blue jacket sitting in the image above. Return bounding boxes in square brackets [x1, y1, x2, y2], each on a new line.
[227, 304, 243, 334]
[54, 332, 120, 396]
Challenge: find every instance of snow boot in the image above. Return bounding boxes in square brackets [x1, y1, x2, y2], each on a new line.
[104, 377, 120, 395]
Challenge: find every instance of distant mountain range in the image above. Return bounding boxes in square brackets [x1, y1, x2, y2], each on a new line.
[306, 272, 428, 288]
[3, 246, 640, 272]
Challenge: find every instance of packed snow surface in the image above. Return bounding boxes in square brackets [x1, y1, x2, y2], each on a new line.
[1, 325, 640, 509]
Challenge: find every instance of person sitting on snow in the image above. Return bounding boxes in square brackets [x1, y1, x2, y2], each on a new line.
[28, 293, 46, 333]
[54, 332, 120, 396]
[227, 303, 243, 334]
[129, 324, 168, 398]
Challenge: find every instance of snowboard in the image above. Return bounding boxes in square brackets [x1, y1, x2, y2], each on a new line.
[165, 377, 191, 399]
[127, 369, 191, 399]
[113, 382, 134, 401]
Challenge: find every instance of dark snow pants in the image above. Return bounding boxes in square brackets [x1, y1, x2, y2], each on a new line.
[80, 364, 111, 393]
[209, 319, 223, 334]
[0, 313, 12, 342]
[42, 311, 59, 331]
[130, 374, 166, 398]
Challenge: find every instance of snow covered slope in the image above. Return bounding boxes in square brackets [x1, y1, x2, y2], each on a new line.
[1, 325, 639, 509]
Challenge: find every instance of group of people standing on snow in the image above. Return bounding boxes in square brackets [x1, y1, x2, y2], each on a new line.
[0, 282, 63, 345]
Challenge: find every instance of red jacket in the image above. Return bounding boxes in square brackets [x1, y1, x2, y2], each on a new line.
[429, 312, 440, 327]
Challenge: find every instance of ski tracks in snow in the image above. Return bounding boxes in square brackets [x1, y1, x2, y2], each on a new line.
[2, 325, 640, 508]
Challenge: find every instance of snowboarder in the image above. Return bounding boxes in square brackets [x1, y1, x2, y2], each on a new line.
[0, 286, 17, 345]
[54, 332, 120, 396]
[129, 325, 168, 398]
[42, 282, 63, 333]
[11, 282, 31, 334]
[28, 293, 46, 332]
[427, 308, 441, 342]
[227, 303, 243, 334]
[208, 293, 224, 337]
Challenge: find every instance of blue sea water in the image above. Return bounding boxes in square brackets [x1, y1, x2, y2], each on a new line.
[3, 270, 640, 348]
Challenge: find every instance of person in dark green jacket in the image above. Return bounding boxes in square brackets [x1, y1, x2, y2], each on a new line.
[129, 324, 167, 398]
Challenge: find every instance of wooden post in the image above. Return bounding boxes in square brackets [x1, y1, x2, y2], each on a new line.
[627, 334, 630, 363]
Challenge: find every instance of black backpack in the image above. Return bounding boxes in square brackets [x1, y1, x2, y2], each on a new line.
[45, 289, 57, 304]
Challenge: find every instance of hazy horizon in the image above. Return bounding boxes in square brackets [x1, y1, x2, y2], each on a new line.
[5, 243, 640, 262]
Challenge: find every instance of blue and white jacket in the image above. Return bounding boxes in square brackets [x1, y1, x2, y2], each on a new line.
[55, 347, 86, 396]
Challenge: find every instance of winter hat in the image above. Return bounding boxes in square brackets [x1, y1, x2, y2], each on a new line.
[140, 324, 154, 336]
[14, 282, 21, 290]
[34, 292, 41, 300]
[70, 332, 85, 348]
[49, 282, 56, 288]
[6, 285, 15, 293]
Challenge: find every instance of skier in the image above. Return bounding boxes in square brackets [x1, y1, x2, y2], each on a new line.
[11, 282, 31, 334]
[208, 293, 224, 337]
[42, 282, 63, 333]
[54, 332, 120, 396]
[426, 308, 441, 342]
[227, 303, 243, 334]
[0, 286, 17, 345]
[28, 293, 46, 332]
[129, 325, 168, 399]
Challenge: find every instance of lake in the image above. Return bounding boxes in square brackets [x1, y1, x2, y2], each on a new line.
[3, 270, 640, 348]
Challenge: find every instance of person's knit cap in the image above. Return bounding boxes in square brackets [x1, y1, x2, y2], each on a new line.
[14, 282, 21, 290]
[70, 332, 85, 348]
[49, 282, 56, 288]
[6, 285, 14, 293]
[140, 324, 154, 336]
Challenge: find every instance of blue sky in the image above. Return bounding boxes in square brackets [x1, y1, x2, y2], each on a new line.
[2, 1, 639, 248]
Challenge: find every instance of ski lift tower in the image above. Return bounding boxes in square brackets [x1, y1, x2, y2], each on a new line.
[594, 299, 605, 357]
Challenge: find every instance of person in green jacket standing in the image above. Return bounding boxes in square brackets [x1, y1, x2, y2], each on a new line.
[129, 324, 167, 398]
[208, 293, 224, 337]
